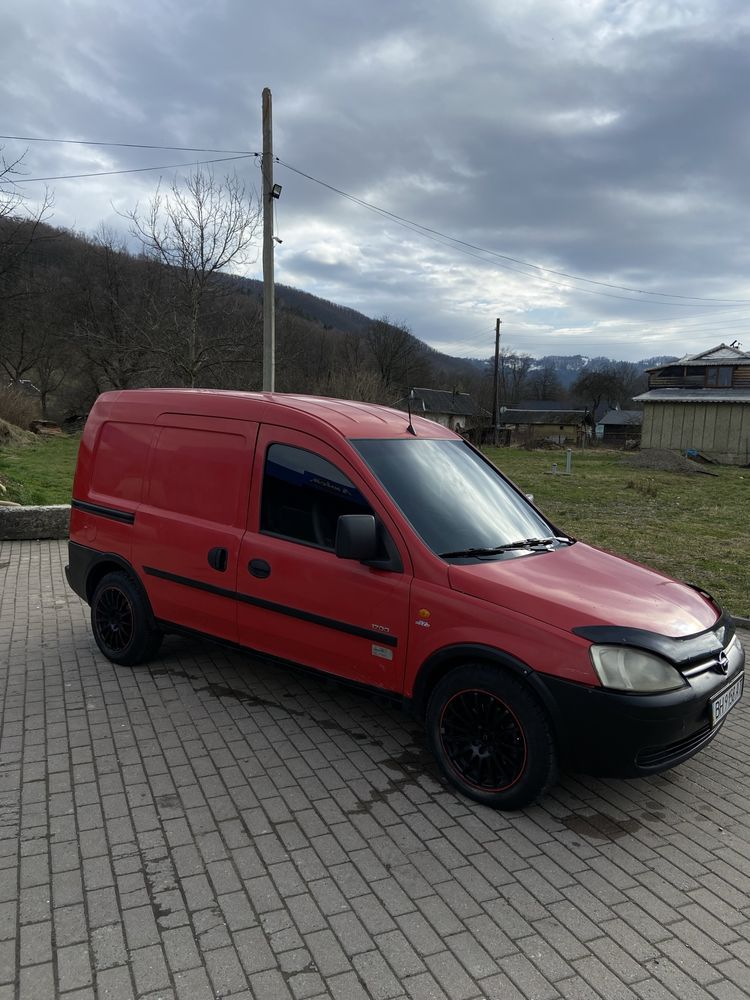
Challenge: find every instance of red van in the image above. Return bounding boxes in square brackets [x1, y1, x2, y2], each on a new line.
[67, 389, 744, 809]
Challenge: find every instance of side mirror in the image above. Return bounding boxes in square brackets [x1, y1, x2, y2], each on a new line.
[335, 514, 379, 562]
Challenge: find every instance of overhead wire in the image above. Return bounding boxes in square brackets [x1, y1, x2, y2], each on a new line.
[275, 158, 750, 307]
[4, 132, 750, 339]
[0, 134, 256, 155]
[12, 154, 259, 184]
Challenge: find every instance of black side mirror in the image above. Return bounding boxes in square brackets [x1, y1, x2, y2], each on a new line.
[335, 514, 379, 561]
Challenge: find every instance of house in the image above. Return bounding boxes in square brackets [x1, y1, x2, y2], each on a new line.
[394, 388, 481, 433]
[497, 409, 595, 447]
[596, 409, 643, 447]
[634, 343, 750, 464]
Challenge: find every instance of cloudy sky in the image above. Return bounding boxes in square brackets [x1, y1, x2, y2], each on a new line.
[3, 0, 750, 363]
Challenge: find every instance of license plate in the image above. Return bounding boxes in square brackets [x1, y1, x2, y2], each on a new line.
[711, 674, 744, 727]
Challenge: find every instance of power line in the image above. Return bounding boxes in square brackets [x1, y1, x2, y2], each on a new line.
[276, 158, 750, 307]
[13, 154, 259, 184]
[6, 133, 750, 310]
[0, 134, 255, 154]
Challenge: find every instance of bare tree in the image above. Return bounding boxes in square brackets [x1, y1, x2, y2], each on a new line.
[0, 148, 53, 290]
[496, 348, 533, 404]
[124, 169, 261, 386]
[73, 227, 161, 390]
[366, 316, 429, 397]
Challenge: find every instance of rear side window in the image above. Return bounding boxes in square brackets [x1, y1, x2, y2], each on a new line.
[90, 422, 152, 503]
[147, 427, 247, 525]
[261, 444, 371, 548]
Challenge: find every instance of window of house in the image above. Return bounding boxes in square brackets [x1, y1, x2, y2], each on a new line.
[705, 366, 732, 388]
[261, 444, 372, 548]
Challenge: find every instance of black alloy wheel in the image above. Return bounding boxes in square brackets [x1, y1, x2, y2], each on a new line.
[90, 571, 163, 666]
[94, 584, 134, 653]
[426, 664, 557, 809]
[439, 687, 527, 792]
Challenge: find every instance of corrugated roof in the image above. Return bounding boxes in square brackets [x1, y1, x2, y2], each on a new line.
[499, 409, 594, 425]
[650, 343, 750, 371]
[634, 388, 750, 403]
[598, 409, 644, 426]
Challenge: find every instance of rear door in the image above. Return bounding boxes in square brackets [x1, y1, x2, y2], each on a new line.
[236, 426, 412, 691]
[132, 414, 258, 643]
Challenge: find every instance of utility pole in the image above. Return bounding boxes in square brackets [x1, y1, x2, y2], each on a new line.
[262, 87, 275, 392]
[492, 317, 502, 446]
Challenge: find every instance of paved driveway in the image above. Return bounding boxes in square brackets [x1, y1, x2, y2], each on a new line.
[1, 539, 749, 1000]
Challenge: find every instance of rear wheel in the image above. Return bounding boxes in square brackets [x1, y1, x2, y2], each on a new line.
[91, 571, 162, 666]
[426, 664, 557, 809]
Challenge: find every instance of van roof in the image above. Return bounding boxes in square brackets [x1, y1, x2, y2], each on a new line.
[96, 389, 457, 440]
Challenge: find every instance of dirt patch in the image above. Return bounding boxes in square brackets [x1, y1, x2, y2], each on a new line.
[623, 448, 718, 476]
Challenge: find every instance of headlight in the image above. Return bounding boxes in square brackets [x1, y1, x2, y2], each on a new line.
[589, 645, 687, 692]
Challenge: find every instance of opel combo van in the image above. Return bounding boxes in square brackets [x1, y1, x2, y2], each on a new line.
[67, 389, 745, 809]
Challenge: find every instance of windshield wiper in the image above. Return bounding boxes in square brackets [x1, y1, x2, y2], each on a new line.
[439, 536, 572, 559]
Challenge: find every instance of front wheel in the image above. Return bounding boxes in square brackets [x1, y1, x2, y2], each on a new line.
[426, 665, 557, 809]
[91, 571, 163, 666]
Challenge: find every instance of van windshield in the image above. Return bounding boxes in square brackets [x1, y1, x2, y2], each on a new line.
[353, 438, 567, 559]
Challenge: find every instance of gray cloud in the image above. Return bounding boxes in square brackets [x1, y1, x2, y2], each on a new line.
[3, 0, 750, 362]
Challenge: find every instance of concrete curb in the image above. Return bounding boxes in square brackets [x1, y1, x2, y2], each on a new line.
[0, 504, 70, 540]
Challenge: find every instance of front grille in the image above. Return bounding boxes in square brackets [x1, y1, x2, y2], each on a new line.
[636, 724, 716, 769]
[681, 634, 744, 679]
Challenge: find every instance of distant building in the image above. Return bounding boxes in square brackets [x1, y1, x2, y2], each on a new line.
[394, 388, 481, 433]
[634, 343, 750, 464]
[596, 409, 643, 447]
[497, 409, 595, 447]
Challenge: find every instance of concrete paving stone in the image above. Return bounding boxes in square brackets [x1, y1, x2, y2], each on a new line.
[56, 941, 93, 992]
[173, 966, 214, 1000]
[91, 923, 128, 971]
[2, 544, 750, 1000]
[354, 950, 409, 1000]
[424, 950, 483, 1000]
[18, 962, 56, 1000]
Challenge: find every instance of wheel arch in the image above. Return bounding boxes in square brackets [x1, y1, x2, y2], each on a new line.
[411, 643, 562, 736]
[77, 549, 156, 629]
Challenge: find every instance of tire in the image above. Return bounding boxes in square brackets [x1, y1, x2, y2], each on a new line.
[426, 664, 557, 810]
[90, 571, 163, 666]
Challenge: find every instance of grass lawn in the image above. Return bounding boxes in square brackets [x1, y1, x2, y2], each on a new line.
[0, 434, 80, 505]
[1, 435, 748, 616]
[485, 446, 750, 618]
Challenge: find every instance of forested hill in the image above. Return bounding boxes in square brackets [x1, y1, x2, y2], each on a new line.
[0, 215, 673, 420]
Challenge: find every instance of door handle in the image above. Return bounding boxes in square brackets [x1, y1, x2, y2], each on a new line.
[248, 559, 271, 579]
[208, 547, 228, 572]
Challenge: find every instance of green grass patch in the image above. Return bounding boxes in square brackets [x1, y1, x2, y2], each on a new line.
[0, 435, 80, 505]
[485, 446, 750, 618]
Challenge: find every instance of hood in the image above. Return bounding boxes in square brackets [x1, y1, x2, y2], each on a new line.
[448, 541, 718, 638]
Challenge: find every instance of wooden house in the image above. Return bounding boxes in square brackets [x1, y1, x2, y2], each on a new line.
[634, 344, 750, 464]
[497, 409, 595, 446]
[596, 409, 643, 447]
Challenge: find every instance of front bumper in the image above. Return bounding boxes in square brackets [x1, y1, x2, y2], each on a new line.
[538, 653, 744, 777]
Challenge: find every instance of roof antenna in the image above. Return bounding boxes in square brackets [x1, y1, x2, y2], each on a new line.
[406, 388, 417, 436]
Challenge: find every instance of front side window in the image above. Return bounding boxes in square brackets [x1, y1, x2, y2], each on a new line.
[261, 444, 372, 548]
[354, 438, 560, 558]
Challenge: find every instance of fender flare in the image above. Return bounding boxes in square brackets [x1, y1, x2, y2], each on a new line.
[67, 542, 157, 627]
[410, 642, 563, 737]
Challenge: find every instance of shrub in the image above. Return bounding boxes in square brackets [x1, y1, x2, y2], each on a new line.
[0, 385, 40, 429]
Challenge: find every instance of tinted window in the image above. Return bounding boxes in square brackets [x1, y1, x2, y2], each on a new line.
[354, 438, 554, 556]
[261, 444, 372, 548]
